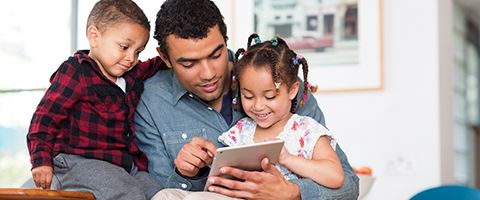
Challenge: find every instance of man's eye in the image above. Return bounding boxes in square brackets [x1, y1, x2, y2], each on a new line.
[182, 63, 195, 68]
[211, 52, 222, 59]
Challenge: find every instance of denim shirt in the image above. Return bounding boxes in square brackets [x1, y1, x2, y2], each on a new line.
[135, 69, 359, 199]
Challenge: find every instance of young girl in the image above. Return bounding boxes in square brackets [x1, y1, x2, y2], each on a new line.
[218, 33, 344, 188]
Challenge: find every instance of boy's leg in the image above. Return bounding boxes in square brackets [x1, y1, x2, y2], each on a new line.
[130, 165, 163, 199]
[52, 153, 146, 200]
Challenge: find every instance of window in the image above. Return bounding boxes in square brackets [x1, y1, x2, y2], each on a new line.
[0, 1, 74, 187]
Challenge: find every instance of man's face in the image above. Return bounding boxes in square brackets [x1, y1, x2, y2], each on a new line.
[159, 25, 229, 103]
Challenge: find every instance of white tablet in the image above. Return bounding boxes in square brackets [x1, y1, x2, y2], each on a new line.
[204, 139, 284, 190]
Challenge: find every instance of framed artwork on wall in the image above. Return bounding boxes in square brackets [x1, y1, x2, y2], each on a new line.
[227, 0, 384, 92]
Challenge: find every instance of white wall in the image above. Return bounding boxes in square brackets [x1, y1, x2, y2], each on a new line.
[313, 0, 453, 199]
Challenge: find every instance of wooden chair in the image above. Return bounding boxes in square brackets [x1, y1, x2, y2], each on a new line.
[0, 188, 95, 200]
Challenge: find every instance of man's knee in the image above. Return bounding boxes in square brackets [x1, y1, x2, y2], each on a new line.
[151, 188, 190, 200]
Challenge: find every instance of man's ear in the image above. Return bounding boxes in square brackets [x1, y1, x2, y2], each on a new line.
[289, 81, 300, 100]
[156, 47, 172, 69]
[86, 25, 100, 48]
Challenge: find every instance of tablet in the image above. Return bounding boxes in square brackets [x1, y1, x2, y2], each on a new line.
[204, 139, 284, 190]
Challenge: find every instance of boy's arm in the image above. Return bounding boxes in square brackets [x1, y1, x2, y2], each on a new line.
[294, 81, 359, 199]
[131, 57, 168, 81]
[27, 61, 84, 169]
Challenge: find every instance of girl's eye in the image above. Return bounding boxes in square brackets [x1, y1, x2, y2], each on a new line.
[135, 50, 143, 55]
[120, 45, 128, 50]
[266, 96, 276, 100]
[243, 95, 253, 100]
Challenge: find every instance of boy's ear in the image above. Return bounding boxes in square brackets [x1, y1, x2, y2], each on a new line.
[289, 81, 300, 100]
[86, 25, 100, 48]
[156, 47, 172, 69]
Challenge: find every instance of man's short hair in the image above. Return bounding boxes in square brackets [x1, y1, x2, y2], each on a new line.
[87, 0, 150, 33]
[154, 0, 228, 59]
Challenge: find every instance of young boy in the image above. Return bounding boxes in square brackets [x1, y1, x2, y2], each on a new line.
[27, 0, 165, 199]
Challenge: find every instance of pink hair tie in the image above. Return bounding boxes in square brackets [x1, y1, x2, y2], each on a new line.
[242, 51, 248, 56]
[307, 83, 312, 89]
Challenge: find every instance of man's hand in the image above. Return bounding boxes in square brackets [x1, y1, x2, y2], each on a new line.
[31, 166, 53, 189]
[206, 158, 301, 200]
[174, 137, 217, 177]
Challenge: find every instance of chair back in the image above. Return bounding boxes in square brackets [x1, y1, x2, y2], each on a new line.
[410, 185, 480, 200]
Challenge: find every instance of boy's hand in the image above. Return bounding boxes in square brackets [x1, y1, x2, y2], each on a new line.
[31, 166, 53, 189]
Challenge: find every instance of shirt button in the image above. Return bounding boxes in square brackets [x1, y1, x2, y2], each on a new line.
[207, 107, 213, 111]
[188, 93, 194, 98]
[181, 133, 188, 139]
[181, 183, 187, 189]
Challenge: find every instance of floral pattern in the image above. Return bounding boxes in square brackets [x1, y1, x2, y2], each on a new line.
[218, 114, 336, 180]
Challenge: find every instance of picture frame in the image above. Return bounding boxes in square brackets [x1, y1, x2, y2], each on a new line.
[225, 0, 384, 93]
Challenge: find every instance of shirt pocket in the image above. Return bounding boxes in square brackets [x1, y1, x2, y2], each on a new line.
[162, 128, 207, 158]
[92, 85, 123, 112]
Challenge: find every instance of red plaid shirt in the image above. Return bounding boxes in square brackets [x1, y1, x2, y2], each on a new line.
[27, 50, 166, 172]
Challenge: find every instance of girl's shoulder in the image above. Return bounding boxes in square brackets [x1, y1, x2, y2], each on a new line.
[218, 117, 256, 146]
[289, 114, 329, 132]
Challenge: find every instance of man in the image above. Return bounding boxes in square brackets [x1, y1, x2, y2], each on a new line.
[135, 0, 359, 199]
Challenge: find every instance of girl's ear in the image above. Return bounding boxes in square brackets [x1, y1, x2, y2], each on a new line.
[86, 25, 100, 48]
[288, 81, 300, 100]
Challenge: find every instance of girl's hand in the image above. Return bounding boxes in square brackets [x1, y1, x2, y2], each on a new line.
[31, 166, 53, 189]
[278, 146, 291, 166]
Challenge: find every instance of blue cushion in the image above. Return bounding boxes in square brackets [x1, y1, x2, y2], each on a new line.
[410, 185, 480, 200]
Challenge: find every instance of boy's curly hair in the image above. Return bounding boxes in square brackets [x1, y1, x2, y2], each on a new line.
[87, 0, 150, 33]
[154, 0, 228, 60]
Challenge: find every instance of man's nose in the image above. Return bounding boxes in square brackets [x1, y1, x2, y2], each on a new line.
[198, 60, 215, 80]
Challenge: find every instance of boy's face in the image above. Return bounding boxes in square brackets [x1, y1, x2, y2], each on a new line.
[157, 25, 229, 104]
[87, 22, 149, 82]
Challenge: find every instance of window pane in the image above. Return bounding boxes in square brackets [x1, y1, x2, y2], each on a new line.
[0, 1, 73, 90]
[0, 0, 73, 187]
[0, 91, 45, 187]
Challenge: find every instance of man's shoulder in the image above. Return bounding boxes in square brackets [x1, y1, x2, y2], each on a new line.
[143, 69, 174, 94]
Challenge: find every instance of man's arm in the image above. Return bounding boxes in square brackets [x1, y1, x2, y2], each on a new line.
[295, 82, 359, 199]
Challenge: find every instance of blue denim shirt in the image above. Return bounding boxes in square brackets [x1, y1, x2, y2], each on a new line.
[135, 70, 359, 199]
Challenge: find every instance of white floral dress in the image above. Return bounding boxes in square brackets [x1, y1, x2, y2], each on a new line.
[218, 114, 336, 180]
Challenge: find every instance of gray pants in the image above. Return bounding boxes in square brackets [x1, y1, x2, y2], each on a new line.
[52, 153, 162, 200]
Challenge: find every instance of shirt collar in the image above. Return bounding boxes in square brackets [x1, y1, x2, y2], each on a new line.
[171, 72, 190, 104]
[75, 50, 103, 74]
[76, 50, 93, 64]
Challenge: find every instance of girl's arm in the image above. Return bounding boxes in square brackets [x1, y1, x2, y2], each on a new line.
[279, 136, 344, 189]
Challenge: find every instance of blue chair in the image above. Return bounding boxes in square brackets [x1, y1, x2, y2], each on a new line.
[410, 185, 480, 200]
